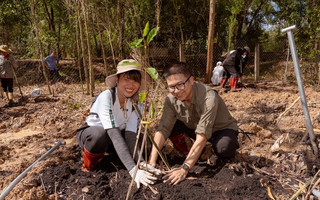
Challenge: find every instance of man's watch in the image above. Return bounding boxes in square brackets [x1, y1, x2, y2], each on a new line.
[182, 164, 190, 171]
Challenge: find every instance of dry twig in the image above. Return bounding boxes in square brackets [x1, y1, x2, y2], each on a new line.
[276, 96, 300, 124]
[305, 177, 320, 199]
[39, 174, 46, 192]
[110, 162, 119, 180]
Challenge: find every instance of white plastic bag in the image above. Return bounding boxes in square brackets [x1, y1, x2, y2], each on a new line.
[30, 88, 41, 97]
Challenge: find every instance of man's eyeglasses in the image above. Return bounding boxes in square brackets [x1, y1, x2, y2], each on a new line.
[166, 76, 191, 92]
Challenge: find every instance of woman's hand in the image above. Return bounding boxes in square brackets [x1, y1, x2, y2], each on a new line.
[129, 167, 157, 189]
[140, 161, 162, 176]
[162, 167, 188, 185]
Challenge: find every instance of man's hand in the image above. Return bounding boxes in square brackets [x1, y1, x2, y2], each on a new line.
[139, 161, 162, 176]
[43, 62, 50, 69]
[162, 167, 188, 185]
[161, 133, 207, 186]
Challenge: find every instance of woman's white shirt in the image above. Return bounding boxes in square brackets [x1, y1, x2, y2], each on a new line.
[85, 88, 139, 132]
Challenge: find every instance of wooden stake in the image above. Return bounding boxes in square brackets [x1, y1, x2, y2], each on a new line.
[10, 62, 23, 97]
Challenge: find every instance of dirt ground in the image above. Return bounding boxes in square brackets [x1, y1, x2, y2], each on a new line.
[1, 64, 320, 200]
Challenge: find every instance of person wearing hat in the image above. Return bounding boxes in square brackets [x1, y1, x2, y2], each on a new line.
[76, 59, 160, 188]
[220, 46, 250, 92]
[211, 61, 225, 86]
[0, 45, 18, 105]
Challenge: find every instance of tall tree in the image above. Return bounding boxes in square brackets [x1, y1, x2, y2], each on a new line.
[76, 0, 89, 94]
[94, 0, 108, 76]
[117, 0, 124, 59]
[29, 0, 52, 94]
[226, 0, 244, 51]
[205, 0, 216, 83]
[81, 0, 94, 96]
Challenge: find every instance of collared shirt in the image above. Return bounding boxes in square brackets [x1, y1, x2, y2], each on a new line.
[157, 82, 238, 139]
[43, 55, 59, 70]
[0, 55, 17, 79]
[85, 88, 140, 133]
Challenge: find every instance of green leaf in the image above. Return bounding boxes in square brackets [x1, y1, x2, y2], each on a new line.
[143, 22, 149, 37]
[151, 101, 155, 120]
[119, 61, 141, 67]
[139, 92, 146, 103]
[147, 27, 159, 44]
[130, 38, 143, 48]
[146, 67, 159, 80]
[129, 41, 136, 48]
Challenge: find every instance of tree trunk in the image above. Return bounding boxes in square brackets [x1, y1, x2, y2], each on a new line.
[173, 0, 184, 44]
[315, 41, 319, 69]
[81, 0, 94, 96]
[117, 0, 124, 59]
[75, 14, 84, 92]
[205, 0, 216, 83]
[77, 0, 89, 94]
[104, 1, 117, 68]
[94, 1, 108, 76]
[57, 19, 61, 57]
[90, 11, 100, 57]
[155, 0, 161, 28]
[43, 0, 57, 54]
[254, 42, 260, 81]
[29, 0, 52, 94]
[238, 0, 266, 43]
[234, 0, 250, 46]
[317, 41, 320, 84]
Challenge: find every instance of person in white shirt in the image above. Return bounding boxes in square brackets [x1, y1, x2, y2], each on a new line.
[211, 61, 224, 86]
[76, 59, 161, 188]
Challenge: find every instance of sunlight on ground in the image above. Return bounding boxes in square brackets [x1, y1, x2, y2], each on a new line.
[0, 129, 41, 140]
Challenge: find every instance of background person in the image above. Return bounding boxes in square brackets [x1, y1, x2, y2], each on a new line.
[237, 46, 250, 84]
[211, 61, 224, 86]
[76, 59, 160, 188]
[220, 47, 249, 92]
[43, 51, 59, 83]
[148, 62, 239, 185]
[0, 45, 18, 106]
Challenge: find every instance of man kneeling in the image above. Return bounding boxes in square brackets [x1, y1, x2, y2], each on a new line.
[149, 62, 239, 185]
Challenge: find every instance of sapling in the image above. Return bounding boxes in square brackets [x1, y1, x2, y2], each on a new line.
[125, 22, 170, 200]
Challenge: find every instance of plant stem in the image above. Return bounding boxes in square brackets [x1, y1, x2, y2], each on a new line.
[133, 103, 171, 170]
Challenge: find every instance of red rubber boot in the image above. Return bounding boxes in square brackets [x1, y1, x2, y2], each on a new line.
[83, 148, 105, 172]
[169, 133, 190, 156]
[219, 77, 227, 89]
[230, 77, 242, 92]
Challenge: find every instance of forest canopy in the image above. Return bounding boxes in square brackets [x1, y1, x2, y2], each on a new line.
[0, 0, 319, 61]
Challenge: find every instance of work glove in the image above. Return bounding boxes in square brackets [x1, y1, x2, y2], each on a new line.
[139, 161, 162, 176]
[129, 166, 157, 189]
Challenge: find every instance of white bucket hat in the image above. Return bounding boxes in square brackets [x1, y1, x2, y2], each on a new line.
[105, 59, 151, 91]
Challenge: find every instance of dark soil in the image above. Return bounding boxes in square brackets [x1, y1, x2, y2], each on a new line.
[40, 145, 275, 200]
